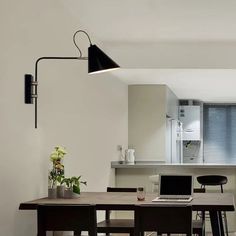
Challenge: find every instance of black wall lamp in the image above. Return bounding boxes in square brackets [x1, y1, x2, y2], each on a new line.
[24, 30, 120, 128]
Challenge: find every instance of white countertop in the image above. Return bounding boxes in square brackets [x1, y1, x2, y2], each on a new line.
[111, 161, 236, 168]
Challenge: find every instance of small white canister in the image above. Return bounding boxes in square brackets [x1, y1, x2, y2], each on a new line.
[125, 149, 135, 163]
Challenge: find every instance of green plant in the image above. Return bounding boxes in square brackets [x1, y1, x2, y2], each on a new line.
[62, 176, 87, 194]
[49, 146, 67, 186]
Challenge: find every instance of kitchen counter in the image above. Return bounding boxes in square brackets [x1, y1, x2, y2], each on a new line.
[113, 160, 236, 232]
[111, 161, 236, 169]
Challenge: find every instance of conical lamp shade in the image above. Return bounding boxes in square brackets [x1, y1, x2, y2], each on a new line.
[88, 44, 120, 74]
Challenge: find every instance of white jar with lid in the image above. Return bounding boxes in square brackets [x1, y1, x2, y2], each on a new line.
[125, 149, 135, 163]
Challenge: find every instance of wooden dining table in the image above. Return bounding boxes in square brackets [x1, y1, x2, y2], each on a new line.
[19, 192, 235, 236]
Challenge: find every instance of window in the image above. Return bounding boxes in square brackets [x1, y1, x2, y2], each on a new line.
[204, 104, 236, 163]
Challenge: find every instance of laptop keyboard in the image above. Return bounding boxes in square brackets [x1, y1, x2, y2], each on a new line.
[161, 198, 190, 200]
[152, 197, 193, 202]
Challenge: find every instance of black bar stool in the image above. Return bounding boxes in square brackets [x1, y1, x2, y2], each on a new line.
[197, 175, 228, 236]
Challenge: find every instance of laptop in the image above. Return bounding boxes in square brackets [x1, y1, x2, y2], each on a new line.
[152, 174, 193, 202]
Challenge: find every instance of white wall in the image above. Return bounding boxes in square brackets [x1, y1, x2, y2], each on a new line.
[128, 85, 166, 161]
[0, 1, 128, 236]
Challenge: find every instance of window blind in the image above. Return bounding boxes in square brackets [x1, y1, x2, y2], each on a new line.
[204, 104, 236, 163]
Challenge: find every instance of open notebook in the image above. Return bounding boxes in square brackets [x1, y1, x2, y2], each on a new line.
[152, 174, 193, 202]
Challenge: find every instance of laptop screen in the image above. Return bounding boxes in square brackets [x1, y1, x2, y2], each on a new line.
[160, 175, 192, 196]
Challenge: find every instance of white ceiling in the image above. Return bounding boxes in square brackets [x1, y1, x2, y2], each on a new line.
[62, 0, 236, 102]
[64, 0, 236, 42]
[111, 69, 236, 103]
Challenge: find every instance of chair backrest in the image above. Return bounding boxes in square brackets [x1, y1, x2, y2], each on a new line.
[107, 187, 137, 192]
[135, 205, 192, 236]
[37, 204, 97, 236]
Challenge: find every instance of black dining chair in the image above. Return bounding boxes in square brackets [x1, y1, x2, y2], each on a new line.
[197, 175, 228, 236]
[135, 205, 192, 236]
[97, 187, 137, 236]
[37, 204, 97, 236]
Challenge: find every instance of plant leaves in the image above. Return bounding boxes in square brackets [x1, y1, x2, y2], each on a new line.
[73, 185, 80, 194]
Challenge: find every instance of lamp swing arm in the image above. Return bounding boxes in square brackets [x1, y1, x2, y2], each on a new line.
[33, 56, 88, 129]
[34, 56, 88, 83]
[34, 29, 92, 80]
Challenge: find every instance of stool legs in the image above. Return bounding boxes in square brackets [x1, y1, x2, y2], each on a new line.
[223, 211, 229, 236]
[220, 184, 229, 236]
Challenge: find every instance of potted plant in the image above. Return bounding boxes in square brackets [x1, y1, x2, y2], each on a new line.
[62, 176, 87, 198]
[56, 170, 65, 198]
[48, 168, 57, 199]
[49, 146, 67, 198]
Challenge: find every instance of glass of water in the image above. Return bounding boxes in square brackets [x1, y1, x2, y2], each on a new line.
[137, 187, 145, 201]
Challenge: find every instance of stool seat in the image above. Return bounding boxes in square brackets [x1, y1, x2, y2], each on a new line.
[197, 175, 227, 186]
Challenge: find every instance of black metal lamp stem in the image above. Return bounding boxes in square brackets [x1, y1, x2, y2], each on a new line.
[34, 56, 88, 128]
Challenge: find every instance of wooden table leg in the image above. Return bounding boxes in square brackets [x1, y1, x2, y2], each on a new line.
[209, 210, 224, 236]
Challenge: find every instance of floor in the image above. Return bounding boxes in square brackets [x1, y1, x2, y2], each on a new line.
[111, 233, 236, 236]
[58, 232, 236, 236]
